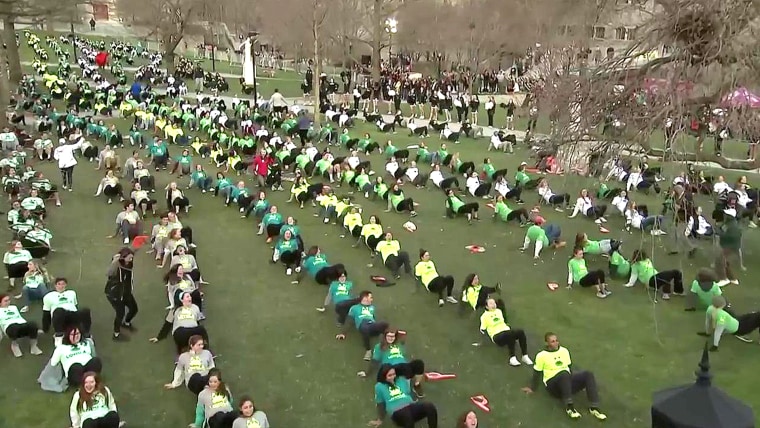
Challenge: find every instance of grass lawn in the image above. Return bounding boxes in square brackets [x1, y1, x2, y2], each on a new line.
[8, 30, 760, 428]
[4, 108, 760, 427]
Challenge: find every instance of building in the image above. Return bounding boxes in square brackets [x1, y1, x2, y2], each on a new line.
[82, 0, 120, 22]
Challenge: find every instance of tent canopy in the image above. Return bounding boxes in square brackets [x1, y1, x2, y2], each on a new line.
[721, 87, 760, 109]
[651, 347, 754, 428]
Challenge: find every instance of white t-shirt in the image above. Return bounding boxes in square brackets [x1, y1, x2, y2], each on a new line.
[405, 167, 419, 181]
[494, 180, 510, 197]
[713, 181, 732, 195]
[430, 171, 444, 187]
[625, 209, 644, 229]
[385, 161, 399, 176]
[538, 186, 555, 202]
[347, 156, 360, 170]
[466, 177, 481, 195]
[626, 172, 643, 190]
[611, 196, 628, 215]
[43, 290, 78, 313]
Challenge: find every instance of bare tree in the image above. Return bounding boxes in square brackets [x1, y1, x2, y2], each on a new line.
[311, 0, 329, 126]
[117, 0, 206, 72]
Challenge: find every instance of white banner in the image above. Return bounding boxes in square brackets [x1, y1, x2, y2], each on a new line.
[242, 38, 254, 86]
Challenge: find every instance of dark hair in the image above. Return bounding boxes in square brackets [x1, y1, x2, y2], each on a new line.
[123, 201, 134, 209]
[207, 368, 231, 401]
[118, 247, 134, 258]
[63, 326, 82, 345]
[0, 292, 10, 302]
[306, 246, 320, 257]
[376, 363, 395, 384]
[456, 411, 477, 428]
[462, 273, 477, 292]
[573, 233, 586, 248]
[418, 249, 428, 259]
[54, 277, 68, 285]
[358, 290, 372, 300]
[631, 249, 647, 263]
[544, 332, 556, 342]
[696, 268, 717, 283]
[237, 395, 256, 413]
[188, 334, 204, 348]
[163, 264, 184, 284]
[380, 327, 402, 350]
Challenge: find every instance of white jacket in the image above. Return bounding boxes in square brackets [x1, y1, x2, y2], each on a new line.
[54, 141, 84, 169]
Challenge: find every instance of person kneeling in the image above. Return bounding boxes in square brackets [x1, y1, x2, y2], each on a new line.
[521, 332, 607, 421]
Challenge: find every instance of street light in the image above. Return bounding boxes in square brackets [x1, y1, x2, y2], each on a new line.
[210, 32, 217, 72]
[384, 18, 398, 65]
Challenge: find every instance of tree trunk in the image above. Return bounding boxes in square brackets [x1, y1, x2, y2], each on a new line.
[313, 5, 322, 127]
[3, 18, 22, 85]
[0, 43, 10, 130]
[163, 37, 182, 74]
[371, 0, 381, 82]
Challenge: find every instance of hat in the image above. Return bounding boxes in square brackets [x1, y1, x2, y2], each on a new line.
[520, 161, 528, 166]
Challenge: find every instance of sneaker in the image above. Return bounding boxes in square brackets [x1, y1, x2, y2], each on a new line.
[68, 188, 73, 192]
[20, 305, 29, 313]
[445, 296, 458, 304]
[363, 350, 372, 361]
[112, 333, 129, 341]
[521, 355, 534, 365]
[566, 407, 582, 419]
[413, 383, 425, 398]
[10, 341, 22, 357]
[121, 323, 136, 332]
[295, 266, 301, 273]
[30, 344, 43, 355]
[508, 356, 521, 366]
[589, 408, 607, 421]
[594, 219, 602, 225]
[729, 279, 739, 285]
[735, 335, 753, 343]
[107, 198, 113, 204]
[599, 217, 607, 223]
[604, 289, 612, 296]
[717, 279, 731, 287]
[13, 293, 21, 299]
[286, 268, 293, 276]
[662, 293, 671, 300]
[239, 208, 245, 213]
[596, 292, 607, 299]
[438, 298, 445, 307]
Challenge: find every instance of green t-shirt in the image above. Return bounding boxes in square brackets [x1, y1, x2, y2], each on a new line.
[374, 378, 414, 414]
[348, 304, 375, 328]
[583, 240, 603, 255]
[448, 196, 464, 212]
[328, 280, 353, 304]
[632, 259, 658, 285]
[707, 306, 738, 334]
[295, 154, 310, 169]
[609, 251, 631, 277]
[526, 225, 549, 246]
[372, 343, 407, 365]
[568, 258, 588, 283]
[495, 201, 512, 220]
[515, 171, 530, 186]
[176, 155, 192, 164]
[483, 163, 495, 179]
[691, 281, 722, 309]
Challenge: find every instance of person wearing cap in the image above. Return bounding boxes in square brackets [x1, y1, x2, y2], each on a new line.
[714, 207, 743, 287]
[53, 136, 84, 191]
[519, 216, 566, 259]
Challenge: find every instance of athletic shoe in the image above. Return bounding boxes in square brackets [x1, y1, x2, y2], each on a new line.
[286, 268, 292, 276]
[19, 306, 29, 313]
[445, 296, 458, 304]
[438, 298, 445, 307]
[123, 237, 130, 244]
[508, 356, 521, 366]
[521, 355, 534, 365]
[363, 350, 372, 361]
[589, 408, 607, 420]
[596, 292, 607, 299]
[729, 279, 740, 285]
[735, 335, 753, 343]
[295, 266, 301, 273]
[566, 407, 581, 419]
[10, 341, 22, 357]
[717, 279, 731, 287]
[112, 333, 129, 342]
[121, 323, 136, 332]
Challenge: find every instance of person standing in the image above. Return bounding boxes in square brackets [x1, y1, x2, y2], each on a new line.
[53, 137, 83, 192]
[666, 184, 696, 257]
[105, 248, 138, 341]
[714, 208, 743, 286]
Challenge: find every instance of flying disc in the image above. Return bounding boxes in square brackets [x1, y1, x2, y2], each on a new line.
[599, 226, 610, 233]
[131, 235, 149, 249]
[486, 203, 495, 210]
[547, 282, 559, 291]
[465, 245, 486, 253]
[470, 395, 491, 412]
[424, 372, 457, 381]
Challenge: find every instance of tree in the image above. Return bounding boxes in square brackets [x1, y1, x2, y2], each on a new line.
[118, 0, 205, 72]
[311, 0, 329, 126]
[530, 0, 760, 170]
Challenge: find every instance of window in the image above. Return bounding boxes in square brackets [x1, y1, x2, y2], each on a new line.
[593, 26, 606, 39]
[615, 27, 636, 40]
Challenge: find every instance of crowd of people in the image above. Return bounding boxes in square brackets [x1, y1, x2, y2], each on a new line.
[2, 30, 757, 428]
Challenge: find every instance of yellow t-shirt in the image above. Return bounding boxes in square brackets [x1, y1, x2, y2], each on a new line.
[534, 346, 572, 385]
[414, 261, 438, 287]
[479, 308, 510, 339]
[343, 213, 363, 230]
[376, 240, 400, 263]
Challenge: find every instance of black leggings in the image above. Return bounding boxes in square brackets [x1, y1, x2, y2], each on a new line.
[391, 360, 425, 378]
[81, 411, 120, 428]
[648, 270, 684, 294]
[440, 177, 459, 190]
[266, 223, 283, 238]
[385, 252, 412, 276]
[391, 402, 439, 428]
[545, 370, 600, 407]
[578, 270, 606, 287]
[208, 410, 239, 428]
[506, 209, 529, 223]
[549, 193, 570, 206]
[315, 264, 346, 285]
[394, 198, 415, 213]
[67, 357, 103, 387]
[366, 235, 382, 251]
[52, 308, 92, 335]
[427, 276, 455, 299]
[492, 329, 528, 357]
[456, 203, 479, 215]
[585, 205, 607, 220]
[736, 312, 760, 336]
[187, 372, 209, 395]
[5, 321, 39, 339]
[335, 297, 362, 325]
[280, 250, 302, 268]
[173, 325, 210, 354]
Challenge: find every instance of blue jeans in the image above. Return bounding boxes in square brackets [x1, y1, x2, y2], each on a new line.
[23, 284, 47, 306]
[543, 224, 561, 243]
[194, 177, 212, 191]
[641, 215, 664, 231]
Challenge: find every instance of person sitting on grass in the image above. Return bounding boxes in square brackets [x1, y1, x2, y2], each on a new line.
[0, 293, 43, 357]
[414, 249, 457, 307]
[4, 240, 32, 288]
[375, 232, 413, 279]
[568, 189, 607, 225]
[188, 164, 213, 193]
[445, 188, 479, 223]
[685, 268, 722, 312]
[94, 170, 125, 205]
[337, 290, 390, 361]
[18, 260, 50, 313]
[537, 179, 570, 212]
[298, 246, 346, 285]
[624, 249, 684, 300]
[386, 183, 418, 217]
[359, 328, 426, 398]
[356, 215, 383, 256]
[567, 247, 611, 299]
[521, 332, 607, 421]
[429, 164, 461, 192]
[272, 229, 302, 276]
[573, 233, 620, 257]
[480, 297, 533, 367]
[460, 273, 504, 313]
[69, 371, 123, 428]
[42, 277, 92, 346]
[165, 181, 191, 215]
[624, 201, 665, 235]
[232, 396, 270, 428]
[492, 194, 529, 226]
[163, 334, 215, 395]
[316, 271, 361, 322]
[109, 202, 141, 245]
[699, 295, 760, 350]
[519, 218, 566, 259]
[257, 205, 284, 244]
[193, 368, 239, 428]
[170, 148, 193, 177]
[368, 363, 438, 428]
[21, 188, 46, 219]
[133, 160, 156, 192]
[50, 326, 102, 388]
[607, 249, 631, 281]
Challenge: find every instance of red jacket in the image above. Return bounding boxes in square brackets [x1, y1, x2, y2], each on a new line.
[252, 155, 273, 176]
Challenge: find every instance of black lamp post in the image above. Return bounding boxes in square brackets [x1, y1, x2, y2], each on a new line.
[211, 33, 217, 72]
[248, 30, 259, 106]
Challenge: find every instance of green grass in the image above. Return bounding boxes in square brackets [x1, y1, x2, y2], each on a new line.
[9, 31, 760, 428]
[5, 111, 760, 427]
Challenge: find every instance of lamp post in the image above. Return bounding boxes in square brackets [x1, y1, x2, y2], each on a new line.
[248, 30, 259, 107]
[210, 32, 217, 72]
[384, 18, 397, 66]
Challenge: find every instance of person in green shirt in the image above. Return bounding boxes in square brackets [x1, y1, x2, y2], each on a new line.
[272, 230, 302, 276]
[624, 249, 684, 300]
[386, 183, 417, 217]
[242, 191, 270, 220]
[481, 158, 509, 182]
[492, 194, 529, 225]
[373, 177, 390, 201]
[714, 211, 743, 286]
[147, 139, 169, 170]
[360, 328, 426, 398]
[520, 217, 566, 259]
[685, 268, 722, 311]
[460, 273, 503, 313]
[258, 206, 284, 243]
[699, 295, 760, 350]
[298, 246, 346, 286]
[188, 165, 212, 193]
[573, 233, 619, 256]
[522, 333, 607, 421]
[415, 143, 432, 164]
[515, 163, 540, 190]
[444, 188, 479, 223]
[213, 172, 233, 198]
[370, 364, 438, 427]
[567, 247, 610, 298]
[607, 250, 631, 280]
